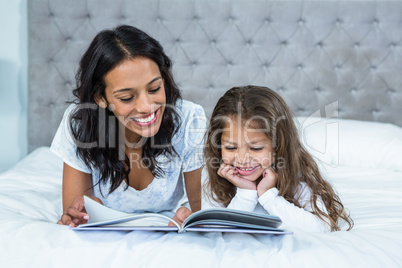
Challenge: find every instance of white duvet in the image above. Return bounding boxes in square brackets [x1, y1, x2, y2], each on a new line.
[1, 118, 402, 268]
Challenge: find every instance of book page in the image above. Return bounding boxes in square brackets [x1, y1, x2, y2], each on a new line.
[84, 196, 130, 223]
[184, 226, 292, 235]
[182, 208, 281, 230]
[77, 196, 180, 229]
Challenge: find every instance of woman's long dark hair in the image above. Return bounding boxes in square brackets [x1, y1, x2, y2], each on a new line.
[70, 25, 182, 194]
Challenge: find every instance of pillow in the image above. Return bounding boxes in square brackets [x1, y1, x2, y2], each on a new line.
[295, 116, 402, 171]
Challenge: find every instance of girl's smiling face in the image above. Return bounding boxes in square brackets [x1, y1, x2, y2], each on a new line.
[221, 117, 274, 182]
[100, 57, 166, 143]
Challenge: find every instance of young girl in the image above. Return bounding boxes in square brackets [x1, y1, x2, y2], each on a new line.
[51, 25, 206, 227]
[203, 85, 353, 232]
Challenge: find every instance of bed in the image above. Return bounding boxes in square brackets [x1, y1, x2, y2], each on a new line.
[2, 0, 402, 267]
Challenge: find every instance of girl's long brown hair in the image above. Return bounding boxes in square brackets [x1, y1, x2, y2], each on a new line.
[204, 85, 353, 231]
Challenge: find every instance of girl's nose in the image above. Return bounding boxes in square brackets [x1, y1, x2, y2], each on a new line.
[234, 150, 251, 165]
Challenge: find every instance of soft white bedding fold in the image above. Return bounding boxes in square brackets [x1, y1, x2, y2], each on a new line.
[1, 147, 401, 268]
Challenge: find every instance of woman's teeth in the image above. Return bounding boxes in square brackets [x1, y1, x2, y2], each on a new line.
[133, 111, 156, 123]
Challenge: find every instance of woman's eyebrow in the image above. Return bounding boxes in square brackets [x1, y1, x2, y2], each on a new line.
[113, 88, 131, 94]
[147, 76, 162, 86]
[113, 76, 162, 95]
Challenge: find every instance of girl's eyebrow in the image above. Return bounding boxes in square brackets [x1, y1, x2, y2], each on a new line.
[113, 76, 162, 95]
[221, 138, 237, 145]
[222, 138, 268, 145]
[249, 139, 268, 144]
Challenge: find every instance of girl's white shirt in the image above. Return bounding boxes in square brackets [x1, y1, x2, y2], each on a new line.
[51, 99, 207, 213]
[201, 169, 330, 233]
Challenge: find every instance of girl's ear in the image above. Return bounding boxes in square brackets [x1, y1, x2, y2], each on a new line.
[95, 95, 107, 109]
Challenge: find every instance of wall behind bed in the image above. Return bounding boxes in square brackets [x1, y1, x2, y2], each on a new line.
[24, 0, 402, 153]
[0, 0, 28, 173]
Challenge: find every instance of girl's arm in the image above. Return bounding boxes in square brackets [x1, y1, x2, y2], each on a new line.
[183, 167, 203, 212]
[227, 188, 258, 211]
[58, 163, 102, 227]
[258, 187, 330, 233]
[216, 163, 259, 211]
[256, 168, 329, 232]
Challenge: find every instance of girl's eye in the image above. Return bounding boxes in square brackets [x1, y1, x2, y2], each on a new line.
[149, 86, 161, 93]
[120, 97, 133, 102]
[224, 146, 237, 151]
[251, 147, 264, 151]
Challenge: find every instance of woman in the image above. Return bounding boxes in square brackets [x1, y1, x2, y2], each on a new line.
[51, 25, 206, 227]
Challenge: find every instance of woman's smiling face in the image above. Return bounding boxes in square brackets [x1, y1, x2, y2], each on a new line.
[221, 117, 274, 182]
[101, 57, 166, 143]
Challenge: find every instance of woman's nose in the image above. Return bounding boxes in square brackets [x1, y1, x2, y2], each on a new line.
[135, 93, 152, 114]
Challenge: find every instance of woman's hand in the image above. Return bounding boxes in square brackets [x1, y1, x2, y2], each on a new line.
[57, 195, 103, 227]
[257, 167, 278, 197]
[217, 163, 257, 190]
[168, 207, 192, 227]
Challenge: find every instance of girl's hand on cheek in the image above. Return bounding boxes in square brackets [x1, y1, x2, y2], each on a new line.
[217, 163, 257, 190]
[257, 167, 278, 197]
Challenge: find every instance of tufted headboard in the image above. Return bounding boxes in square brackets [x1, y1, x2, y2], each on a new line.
[28, 0, 402, 152]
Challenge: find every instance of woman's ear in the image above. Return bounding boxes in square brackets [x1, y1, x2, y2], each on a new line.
[95, 95, 107, 109]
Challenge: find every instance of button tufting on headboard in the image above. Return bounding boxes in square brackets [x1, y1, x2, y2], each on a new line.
[27, 0, 402, 151]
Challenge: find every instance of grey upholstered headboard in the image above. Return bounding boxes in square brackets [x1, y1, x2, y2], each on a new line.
[28, 0, 402, 152]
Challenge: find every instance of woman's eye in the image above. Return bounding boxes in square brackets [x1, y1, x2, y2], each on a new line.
[149, 86, 161, 93]
[120, 97, 133, 102]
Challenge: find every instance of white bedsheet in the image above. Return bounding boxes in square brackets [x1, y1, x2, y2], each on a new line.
[1, 147, 402, 268]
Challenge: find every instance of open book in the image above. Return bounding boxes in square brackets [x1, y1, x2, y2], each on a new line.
[72, 196, 292, 235]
